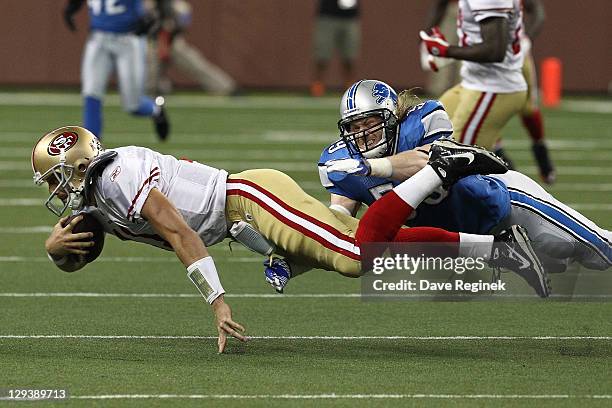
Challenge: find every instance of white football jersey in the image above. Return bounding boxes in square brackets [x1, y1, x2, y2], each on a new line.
[457, 0, 527, 93]
[88, 146, 229, 250]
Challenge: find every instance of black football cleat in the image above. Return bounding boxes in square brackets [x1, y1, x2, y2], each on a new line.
[493, 146, 516, 170]
[532, 142, 556, 185]
[153, 96, 170, 141]
[428, 139, 508, 188]
[490, 225, 551, 298]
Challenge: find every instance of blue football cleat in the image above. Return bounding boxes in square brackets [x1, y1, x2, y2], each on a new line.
[264, 257, 292, 293]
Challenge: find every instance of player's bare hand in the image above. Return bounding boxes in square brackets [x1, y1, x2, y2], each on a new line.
[45, 215, 94, 257]
[212, 296, 246, 353]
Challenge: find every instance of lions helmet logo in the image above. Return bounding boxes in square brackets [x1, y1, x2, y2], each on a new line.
[371, 83, 397, 105]
[47, 132, 79, 156]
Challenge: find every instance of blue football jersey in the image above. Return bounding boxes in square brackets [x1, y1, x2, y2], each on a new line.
[87, 0, 144, 33]
[318, 100, 511, 234]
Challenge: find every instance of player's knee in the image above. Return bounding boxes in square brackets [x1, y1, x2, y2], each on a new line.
[336, 261, 362, 277]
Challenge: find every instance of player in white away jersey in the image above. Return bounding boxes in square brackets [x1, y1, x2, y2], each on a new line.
[32, 126, 550, 347]
[420, 0, 527, 150]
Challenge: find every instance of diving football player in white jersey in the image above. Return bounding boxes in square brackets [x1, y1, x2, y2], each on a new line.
[32, 126, 549, 348]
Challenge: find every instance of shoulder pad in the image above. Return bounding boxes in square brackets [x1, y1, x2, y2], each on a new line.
[320, 139, 350, 163]
[82, 150, 118, 204]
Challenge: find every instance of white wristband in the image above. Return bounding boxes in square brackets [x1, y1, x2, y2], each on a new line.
[47, 252, 68, 266]
[368, 158, 393, 178]
[329, 204, 352, 216]
[187, 257, 225, 304]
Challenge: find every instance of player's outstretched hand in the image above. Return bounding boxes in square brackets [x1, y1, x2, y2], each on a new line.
[211, 296, 246, 353]
[45, 215, 94, 257]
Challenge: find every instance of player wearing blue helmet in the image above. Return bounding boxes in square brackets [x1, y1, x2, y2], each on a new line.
[320, 79, 509, 235]
[64, 0, 169, 140]
[262, 81, 552, 298]
[319, 79, 611, 276]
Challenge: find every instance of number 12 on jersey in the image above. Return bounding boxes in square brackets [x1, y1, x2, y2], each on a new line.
[88, 0, 126, 15]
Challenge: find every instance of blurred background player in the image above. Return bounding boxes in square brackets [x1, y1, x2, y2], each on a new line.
[311, 0, 361, 97]
[419, 0, 526, 155]
[515, 0, 555, 183]
[423, 0, 461, 97]
[145, 0, 238, 96]
[63, 0, 170, 140]
[485, 0, 554, 182]
[421, 0, 555, 184]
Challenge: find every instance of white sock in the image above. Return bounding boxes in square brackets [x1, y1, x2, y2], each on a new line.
[393, 165, 442, 208]
[459, 233, 494, 260]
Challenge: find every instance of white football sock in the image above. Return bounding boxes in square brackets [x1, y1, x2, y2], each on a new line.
[459, 233, 494, 260]
[393, 165, 442, 208]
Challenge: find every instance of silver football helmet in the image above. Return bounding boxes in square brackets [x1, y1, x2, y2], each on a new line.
[338, 79, 399, 159]
[32, 126, 103, 216]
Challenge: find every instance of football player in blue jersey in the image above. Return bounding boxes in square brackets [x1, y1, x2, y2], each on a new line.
[261, 80, 554, 298]
[318, 79, 611, 277]
[63, 0, 170, 140]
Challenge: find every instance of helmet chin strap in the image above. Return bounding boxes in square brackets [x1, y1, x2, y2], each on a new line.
[69, 192, 84, 211]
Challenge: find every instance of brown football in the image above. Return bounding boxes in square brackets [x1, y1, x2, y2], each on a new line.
[62, 213, 105, 264]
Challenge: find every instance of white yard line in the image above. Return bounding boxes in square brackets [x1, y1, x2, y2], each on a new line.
[561, 100, 612, 114]
[0, 199, 40, 206]
[0, 256, 259, 263]
[0, 131, 334, 145]
[1, 393, 609, 401]
[569, 204, 612, 211]
[0, 335, 609, 340]
[0, 226, 52, 233]
[0, 292, 609, 299]
[0, 292, 360, 299]
[0, 92, 610, 114]
[0, 161, 320, 172]
[0, 93, 338, 109]
[66, 393, 612, 401]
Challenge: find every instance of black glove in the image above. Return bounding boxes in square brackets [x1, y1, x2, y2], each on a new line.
[64, 0, 85, 32]
[133, 14, 160, 36]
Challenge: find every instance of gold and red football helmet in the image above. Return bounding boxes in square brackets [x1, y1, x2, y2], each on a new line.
[31, 126, 103, 216]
